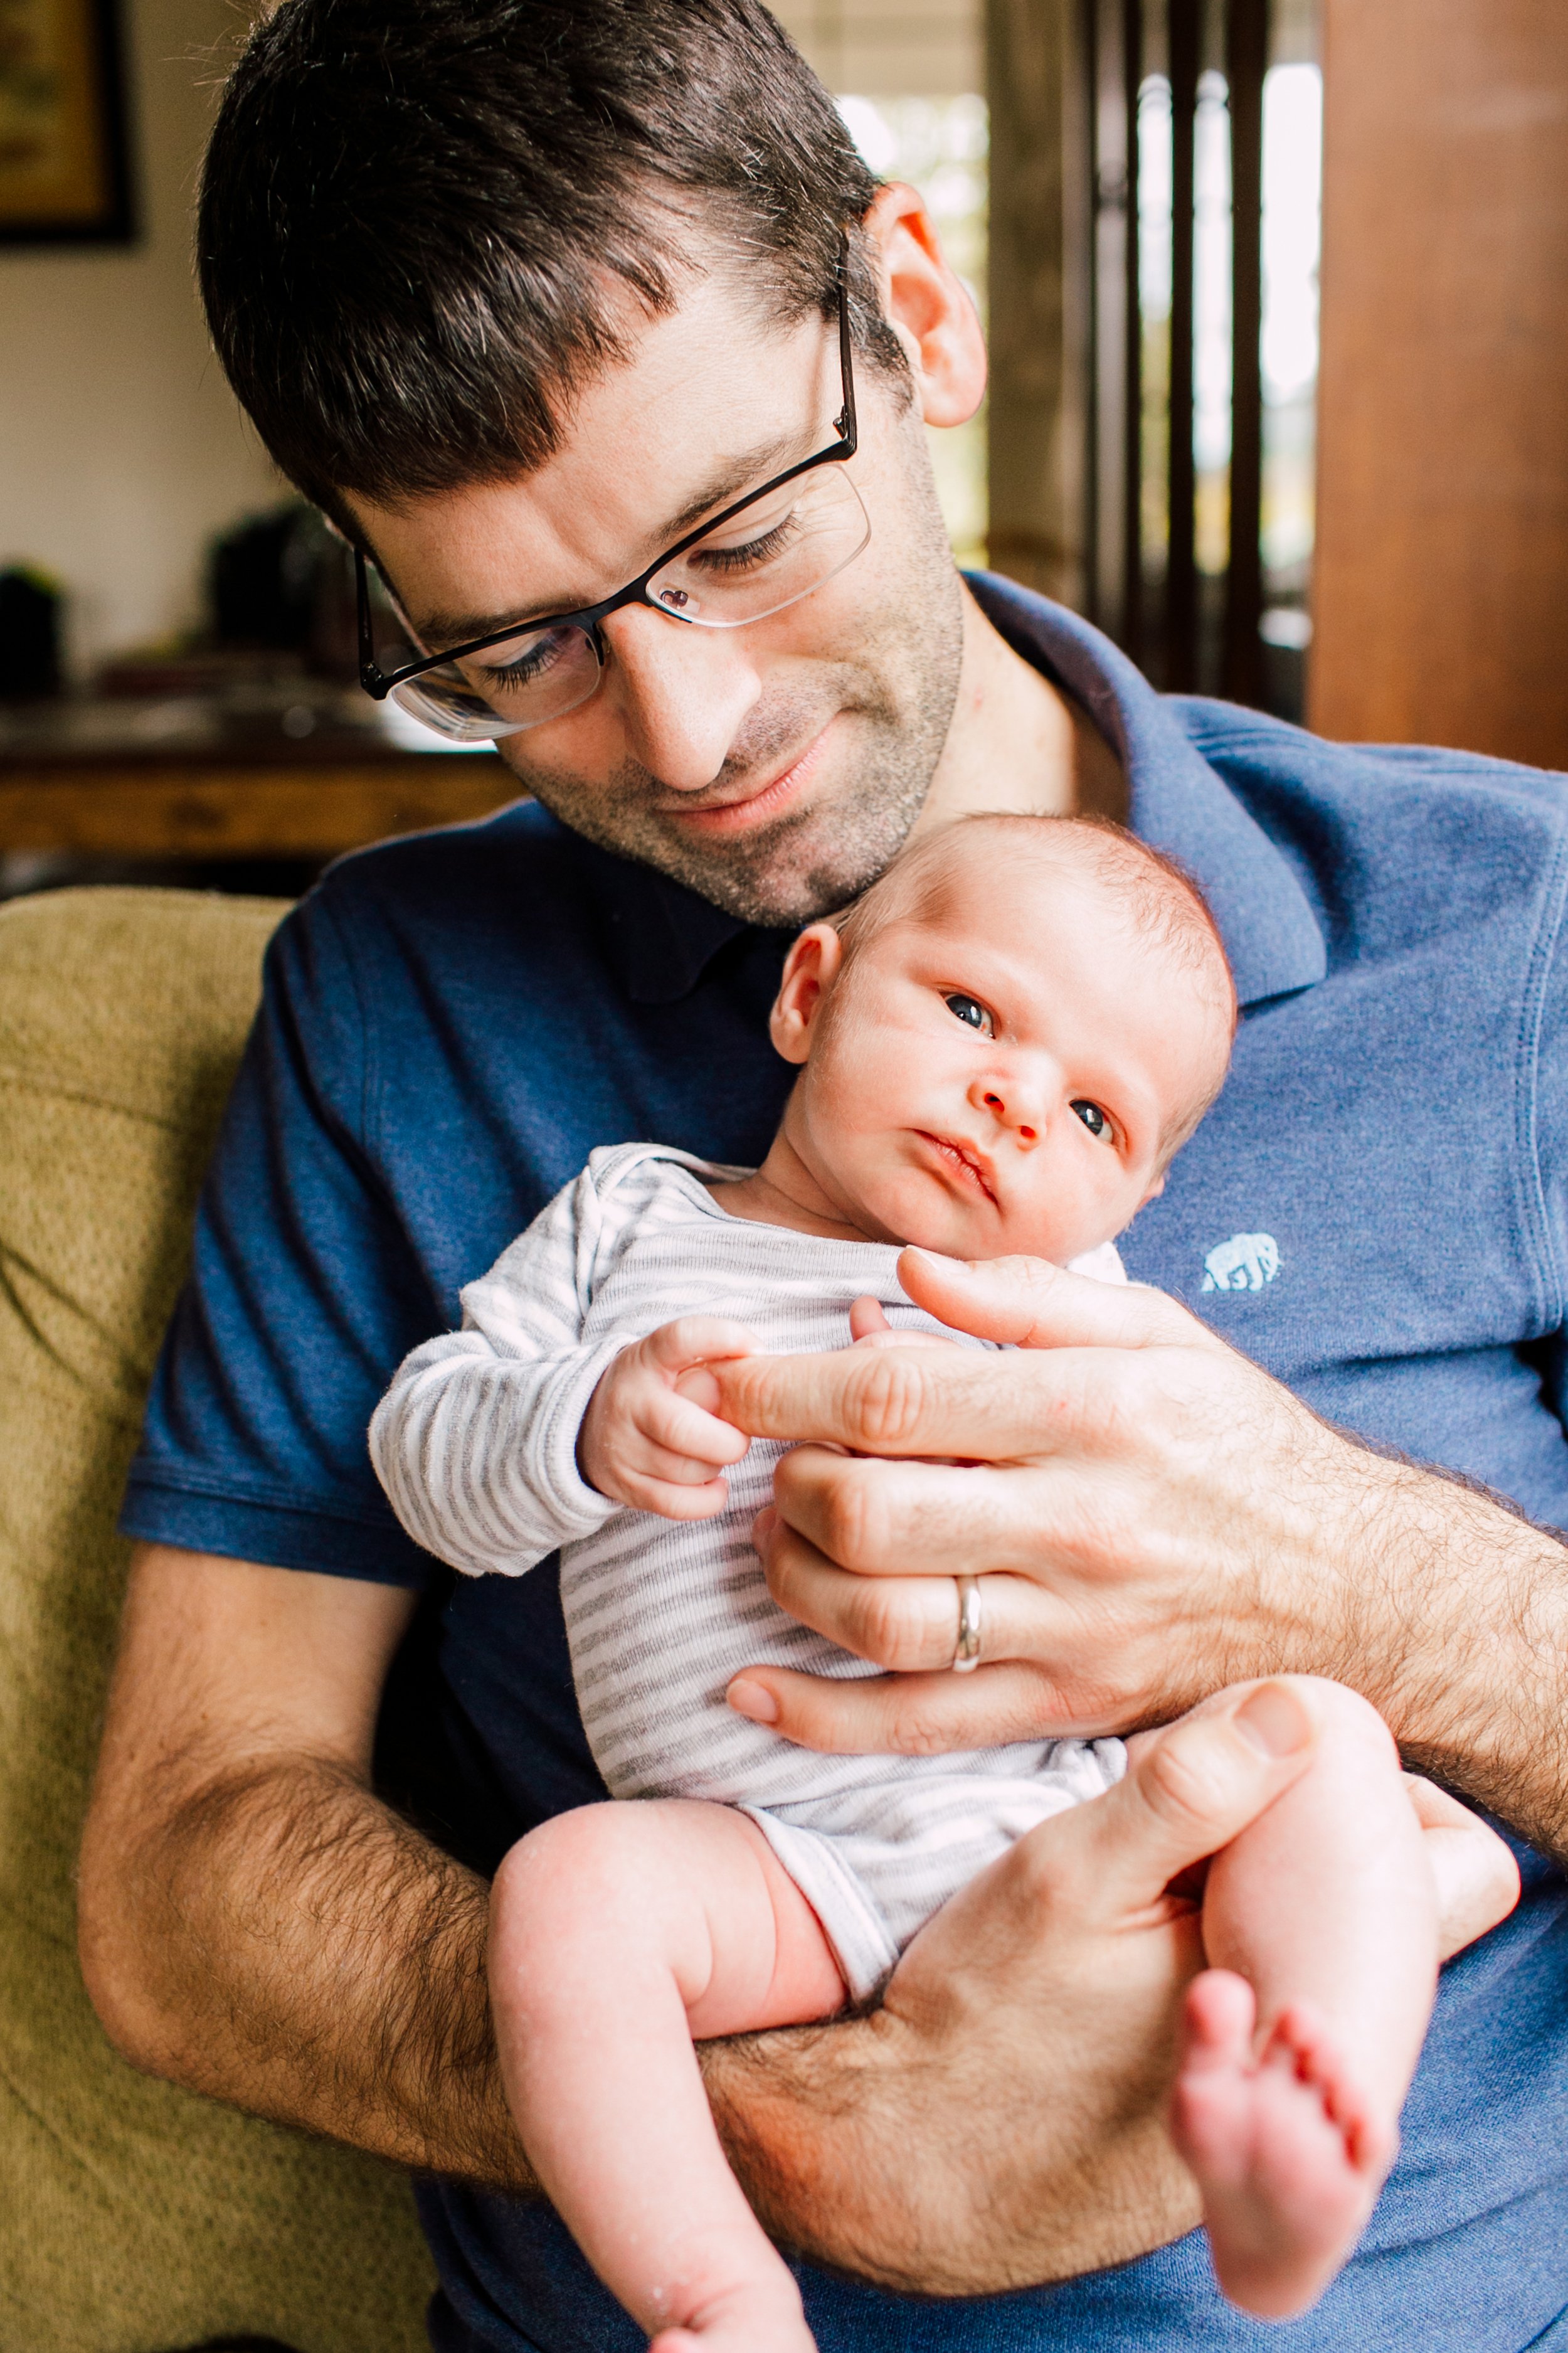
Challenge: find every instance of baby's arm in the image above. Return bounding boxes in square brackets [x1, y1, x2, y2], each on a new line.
[371, 1163, 763, 1570]
[490, 1797, 844, 2353]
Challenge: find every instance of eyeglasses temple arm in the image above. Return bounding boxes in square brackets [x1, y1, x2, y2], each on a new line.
[834, 231, 859, 454]
[356, 544, 401, 698]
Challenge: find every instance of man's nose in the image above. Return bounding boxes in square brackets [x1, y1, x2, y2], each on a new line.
[597, 604, 765, 790]
[970, 1070, 1047, 1146]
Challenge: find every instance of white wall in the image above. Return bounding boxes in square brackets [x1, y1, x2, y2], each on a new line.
[0, 0, 980, 681]
[0, 0, 278, 678]
[771, 0, 980, 98]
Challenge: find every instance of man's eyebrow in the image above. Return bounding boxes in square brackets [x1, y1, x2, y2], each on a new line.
[408, 433, 802, 649]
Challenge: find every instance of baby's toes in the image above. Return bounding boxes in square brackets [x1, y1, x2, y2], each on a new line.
[1180, 1970, 1258, 2069]
[1265, 2006, 1396, 2179]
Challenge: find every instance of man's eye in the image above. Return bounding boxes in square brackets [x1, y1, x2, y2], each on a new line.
[1072, 1100, 1112, 1140]
[688, 513, 798, 576]
[945, 994, 993, 1036]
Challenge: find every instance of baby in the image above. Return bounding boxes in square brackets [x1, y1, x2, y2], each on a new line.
[371, 812, 1518, 2351]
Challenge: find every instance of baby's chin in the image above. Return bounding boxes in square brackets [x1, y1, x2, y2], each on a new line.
[857, 1188, 1103, 1268]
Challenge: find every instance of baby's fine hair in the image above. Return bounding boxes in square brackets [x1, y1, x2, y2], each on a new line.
[830, 810, 1237, 1155]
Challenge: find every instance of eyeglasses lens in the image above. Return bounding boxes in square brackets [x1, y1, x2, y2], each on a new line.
[645, 467, 869, 629]
[391, 621, 601, 741]
[388, 468, 869, 743]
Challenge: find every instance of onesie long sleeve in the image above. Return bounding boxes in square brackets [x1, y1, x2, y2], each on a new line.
[370, 1163, 629, 1577]
[371, 1142, 1127, 2000]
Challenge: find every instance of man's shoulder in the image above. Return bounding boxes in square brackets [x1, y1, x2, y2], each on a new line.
[1173, 695, 1568, 831]
[263, 795, 627, 1014]
[1172, 697, 1568, 940]
[312, 793, 580, 930]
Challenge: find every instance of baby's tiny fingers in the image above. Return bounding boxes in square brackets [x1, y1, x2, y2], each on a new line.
[645, 1315, 761, 1372]
[647, 1391, 751, 1468]
[626, 1472, 731, 1522]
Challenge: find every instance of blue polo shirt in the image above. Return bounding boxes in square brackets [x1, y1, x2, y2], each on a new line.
[123, 577, 1568, 2352]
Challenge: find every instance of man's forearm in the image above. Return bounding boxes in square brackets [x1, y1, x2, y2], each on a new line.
[86, 1746, 532, 2186]
[82, 1549, 1217, 2296]
[704, 2005, 1200, 2294]
[1352, 1454, 1568, 1856]
[88, 1740, 1199, 2288]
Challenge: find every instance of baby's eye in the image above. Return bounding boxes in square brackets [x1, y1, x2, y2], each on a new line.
[1072, 1100, 1113, 1142]
[945, 993, 994, 1036]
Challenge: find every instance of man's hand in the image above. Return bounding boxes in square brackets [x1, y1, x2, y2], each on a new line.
[578, 1315, 758, 1517]
[81, 1543, 1310, 2290]
[714, 1679, 1318, 2290]
[714, 1248, 1568, 1858]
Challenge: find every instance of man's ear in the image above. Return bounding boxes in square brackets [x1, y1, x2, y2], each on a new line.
[860, 183, 987, 430]
[770, 923, 845, 1065]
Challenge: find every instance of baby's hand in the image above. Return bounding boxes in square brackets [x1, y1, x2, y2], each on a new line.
[578, 1316, 759, 1520]
[847, 1295, 965, 1350]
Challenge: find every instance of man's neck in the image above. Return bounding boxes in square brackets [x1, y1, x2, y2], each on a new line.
[910, 582, 1128, 839]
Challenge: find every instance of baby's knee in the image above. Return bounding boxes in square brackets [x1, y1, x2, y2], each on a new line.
[492, 1803, 645, 1953]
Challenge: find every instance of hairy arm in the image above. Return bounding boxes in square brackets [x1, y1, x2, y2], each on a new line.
[78, 1547, 512, 2179]
[715, 1252, 1568, 1861]
[81, 1543, 1307, 2290]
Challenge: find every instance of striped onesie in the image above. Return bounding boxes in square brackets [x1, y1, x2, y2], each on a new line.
[371, 1142, 1128, 1999]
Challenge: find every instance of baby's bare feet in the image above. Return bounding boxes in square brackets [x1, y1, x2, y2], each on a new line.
[1170, 1969, 1398, 2320]
[649, 2280, 816, 2353]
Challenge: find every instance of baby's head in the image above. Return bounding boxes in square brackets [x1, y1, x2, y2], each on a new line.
[766, 812, 1236, 1263]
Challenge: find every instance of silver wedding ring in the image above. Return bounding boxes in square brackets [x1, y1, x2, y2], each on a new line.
[951, 1574, 983, 1673]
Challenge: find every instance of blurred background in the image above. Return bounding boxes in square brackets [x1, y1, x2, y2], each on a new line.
[1, 0, 1565, 897]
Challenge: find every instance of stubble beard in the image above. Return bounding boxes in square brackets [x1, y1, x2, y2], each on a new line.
[506, 487, 968, 929]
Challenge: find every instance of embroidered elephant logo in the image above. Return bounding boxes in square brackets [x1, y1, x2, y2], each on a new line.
[1201, 1233, 1281, 1293]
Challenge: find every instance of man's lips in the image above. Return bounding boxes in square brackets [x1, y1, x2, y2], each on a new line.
[665, 721, 835, 834]
[916, 1132, 999, 1204]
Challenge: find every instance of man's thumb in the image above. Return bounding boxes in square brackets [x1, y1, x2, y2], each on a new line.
[898, 1246, 1195, 1352]
[1086, 1684, 1317, 1903]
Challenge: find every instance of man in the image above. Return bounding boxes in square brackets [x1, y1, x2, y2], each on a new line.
[77, 3, 1568, 2347]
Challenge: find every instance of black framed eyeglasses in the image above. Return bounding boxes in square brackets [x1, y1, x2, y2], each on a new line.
[356, 238, 867, 743]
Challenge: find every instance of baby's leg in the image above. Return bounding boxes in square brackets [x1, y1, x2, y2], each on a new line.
[1164, 1678, 1517, 2320]
[490, 1798, 845, 2353]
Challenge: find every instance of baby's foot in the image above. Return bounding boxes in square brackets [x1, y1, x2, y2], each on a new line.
[1170, 1969, 1398, 2320]
[649, 2280, 817, 2353]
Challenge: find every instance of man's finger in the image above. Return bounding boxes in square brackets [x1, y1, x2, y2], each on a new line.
[1064, 1684, 1317, 1910]
[898, 1246, 1217, 1354]
[726, 1659, 1073, 1750]
[768, 1447, 1097, 1578]
[711, 1340, 1128, 1460]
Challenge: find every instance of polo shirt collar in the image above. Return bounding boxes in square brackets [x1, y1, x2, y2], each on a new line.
[970, 573, 1327, 1008]
[587, 574, 1327, 1012]
[579, 837, 758, 1005]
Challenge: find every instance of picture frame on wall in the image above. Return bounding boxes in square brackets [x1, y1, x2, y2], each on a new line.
[0, 0, 135, 245]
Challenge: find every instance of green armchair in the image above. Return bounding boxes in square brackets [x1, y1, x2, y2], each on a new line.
[0, 886, 434, 2352]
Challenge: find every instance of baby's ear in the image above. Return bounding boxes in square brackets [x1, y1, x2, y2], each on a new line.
[770, 923, 845, 1065]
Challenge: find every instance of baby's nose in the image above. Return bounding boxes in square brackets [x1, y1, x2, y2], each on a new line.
[977, 1081, 1043, 1145]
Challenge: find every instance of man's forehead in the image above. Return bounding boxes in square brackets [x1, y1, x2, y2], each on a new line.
[346, 270, 833, 641]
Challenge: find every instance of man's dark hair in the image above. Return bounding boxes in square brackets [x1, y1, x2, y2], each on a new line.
[198, 0, 899, 524]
